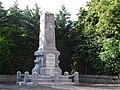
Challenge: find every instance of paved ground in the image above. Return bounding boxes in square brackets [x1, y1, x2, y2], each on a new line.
[1, 84, 120, 90]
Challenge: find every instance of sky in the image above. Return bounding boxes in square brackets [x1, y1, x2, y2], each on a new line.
[1, 0, 91, 20]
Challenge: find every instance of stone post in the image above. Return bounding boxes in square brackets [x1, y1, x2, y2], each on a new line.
[24, 71, 29, 83]
[54, 72, 59, 83]
[64, 71, 69, 81]
[16, 71, 21, 84]
[64, 71, 69, 76]
[32, 72, 38, 86]
[74, 72, 79, 85]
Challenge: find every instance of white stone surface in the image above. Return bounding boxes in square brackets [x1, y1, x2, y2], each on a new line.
[39, 12, 62, 75]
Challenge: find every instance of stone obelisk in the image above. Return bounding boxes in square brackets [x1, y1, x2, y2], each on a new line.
[32, 12, 62, 75]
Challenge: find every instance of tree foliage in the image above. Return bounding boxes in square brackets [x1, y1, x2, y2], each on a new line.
[0, 1, 40, 74]
[72, 0, 120, 75]
[71, 7, 100, 74]
[55, 5, 73, 73]
[0, 0, 120, 75]
[95, 0, 120, 75]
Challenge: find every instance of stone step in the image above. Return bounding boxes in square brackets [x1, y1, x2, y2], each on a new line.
[36, 78, 72, 82]
[36, 77, 53, 82]
[59, 79, 72, 82]
[38, 82, 75, 86]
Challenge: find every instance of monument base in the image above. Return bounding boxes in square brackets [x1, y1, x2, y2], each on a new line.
[16, 71, 79, 86]
[40, 67, 62, 75]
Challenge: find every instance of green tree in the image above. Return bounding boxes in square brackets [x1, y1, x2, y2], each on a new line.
[95, 0, 120, 75]
[0, 1, 40, 74]
[71, 7, 101, 74]
[73, 0, 120, 75]
[55, 5, 73, 73]
[0, 1, 13, 73]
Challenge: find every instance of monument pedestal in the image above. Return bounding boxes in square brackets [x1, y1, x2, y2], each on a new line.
[40, 67, 62, 75]
[39, 47, 62, 75]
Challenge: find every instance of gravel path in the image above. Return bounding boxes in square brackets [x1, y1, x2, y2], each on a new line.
[1, 84, 120, 90]
[0, 84, 67, 90]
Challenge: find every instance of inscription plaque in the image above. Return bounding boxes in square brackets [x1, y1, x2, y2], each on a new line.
[46, 53, 55, 66]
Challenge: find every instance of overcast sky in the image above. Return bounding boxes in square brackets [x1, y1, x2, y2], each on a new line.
[1, 0, 90, 20]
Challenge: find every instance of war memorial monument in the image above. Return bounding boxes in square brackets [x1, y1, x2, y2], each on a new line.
[16, 11, 79, 86]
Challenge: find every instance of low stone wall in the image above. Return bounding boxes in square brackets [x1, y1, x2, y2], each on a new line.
[80, 75, 120, 84]
[0, 74, 120, 84]
[0, 75, 16, 83]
